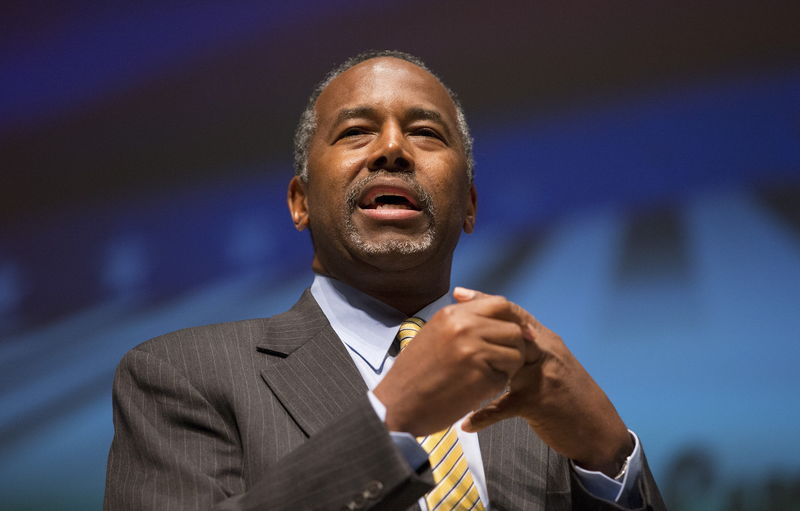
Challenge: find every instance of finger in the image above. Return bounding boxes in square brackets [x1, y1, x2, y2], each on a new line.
[454, 287, 543, 329]
[454, 296, 541, 354]
[456, 292, 532, 328]
[466, 317, 541, 365]
[469, 317, 527, 350]
[453, 286, 489, 302]
[474, 314, 541, 364]
[461, 396, 516, 432]
[446, 294, 543, 363]
[453, 293, 522, 321]
[519, 325, 543, 364]
[454, 287, 520, 316]
[477, 342, 526, 378]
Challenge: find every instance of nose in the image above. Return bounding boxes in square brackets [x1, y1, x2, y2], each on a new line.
[367, 124, 414, 173]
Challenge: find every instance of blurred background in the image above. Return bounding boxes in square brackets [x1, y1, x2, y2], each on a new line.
[2, 1, 799, 509]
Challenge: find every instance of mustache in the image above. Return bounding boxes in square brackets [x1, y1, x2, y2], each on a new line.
[345, 172, 435, 215]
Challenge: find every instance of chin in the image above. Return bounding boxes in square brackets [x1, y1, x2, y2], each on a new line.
[347, 231, 436, 257]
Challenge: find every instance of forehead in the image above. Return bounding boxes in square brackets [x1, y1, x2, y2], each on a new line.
[314, 57, 458, 125]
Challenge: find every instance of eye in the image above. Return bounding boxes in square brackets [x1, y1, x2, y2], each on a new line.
[411, 127, 445, 142]
[338, 127, 369, 139]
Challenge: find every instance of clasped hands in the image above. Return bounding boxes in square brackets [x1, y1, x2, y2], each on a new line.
[373, 287, 633, 477]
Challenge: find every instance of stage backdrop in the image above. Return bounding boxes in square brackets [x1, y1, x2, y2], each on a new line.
[2, 2, 799, 510]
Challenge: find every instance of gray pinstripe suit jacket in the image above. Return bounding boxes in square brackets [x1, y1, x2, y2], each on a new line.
[104, 290, 665, 510]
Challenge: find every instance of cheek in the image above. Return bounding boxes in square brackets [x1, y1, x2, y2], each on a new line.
[307, 188, 338, 218]
[425, 167, 470, 206]
[305, 177, 349, 222]
[429, 152, 469, 187]
[310, 144, 364, 176]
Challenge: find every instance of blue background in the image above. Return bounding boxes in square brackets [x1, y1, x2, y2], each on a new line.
[2, 1, 799, 509]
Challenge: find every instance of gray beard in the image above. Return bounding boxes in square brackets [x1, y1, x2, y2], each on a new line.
[343, 172, 437, 256]
[344, 221, 437, 255]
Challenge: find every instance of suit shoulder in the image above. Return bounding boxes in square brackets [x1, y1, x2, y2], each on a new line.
[125, 289, 328, 363]
[133, 317, 267, 352]
[117, 319, 267, 375]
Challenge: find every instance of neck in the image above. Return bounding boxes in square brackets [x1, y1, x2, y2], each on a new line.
[311, 255, 452, 316]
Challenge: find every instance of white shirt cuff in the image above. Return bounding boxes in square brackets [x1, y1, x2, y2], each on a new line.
[570, 430, 643, 507]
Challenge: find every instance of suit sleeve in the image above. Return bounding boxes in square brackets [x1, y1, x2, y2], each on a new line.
[104, 348, 433, 511]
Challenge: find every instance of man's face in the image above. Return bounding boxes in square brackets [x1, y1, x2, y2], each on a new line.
[289, 57, 476, 274]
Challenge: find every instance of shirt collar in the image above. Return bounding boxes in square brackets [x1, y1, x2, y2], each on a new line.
[310, 274, 453, 373]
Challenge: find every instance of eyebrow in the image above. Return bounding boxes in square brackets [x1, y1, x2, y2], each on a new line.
[333, 106, 378, 127]
[330, 105, 453, 138]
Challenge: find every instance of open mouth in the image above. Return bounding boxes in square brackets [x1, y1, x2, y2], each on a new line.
[358, 186, 421, 212]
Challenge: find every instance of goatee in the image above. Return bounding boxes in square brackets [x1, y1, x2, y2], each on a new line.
[343, 172, 437, 255]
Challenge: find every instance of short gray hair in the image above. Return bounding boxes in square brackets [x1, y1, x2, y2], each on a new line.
[293, 50, 474, 182]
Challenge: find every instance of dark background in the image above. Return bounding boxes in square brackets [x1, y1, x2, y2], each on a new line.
[2, 1, 799, 509]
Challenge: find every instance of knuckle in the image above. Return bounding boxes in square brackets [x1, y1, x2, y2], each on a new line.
[511, 351, 525, 370]
[439, 310, 472, 337]
[445, 320, 467, 339]
[439, 304, 458, 317]
[489, 295, 508, 307]
[541, 359, 566, 387]
[454, 342, 479, 361]
[496, 297, 518, 316]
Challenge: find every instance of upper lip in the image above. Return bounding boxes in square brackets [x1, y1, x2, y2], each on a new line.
[357, 179, 421, 210]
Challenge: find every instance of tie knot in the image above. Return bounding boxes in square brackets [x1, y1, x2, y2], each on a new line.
[397, 317, 425, 351]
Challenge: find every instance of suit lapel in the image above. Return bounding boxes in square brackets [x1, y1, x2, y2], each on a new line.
[258, 291, 367, 437]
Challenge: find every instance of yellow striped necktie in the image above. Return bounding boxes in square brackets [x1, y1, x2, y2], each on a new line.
[397, 318, 485, 511]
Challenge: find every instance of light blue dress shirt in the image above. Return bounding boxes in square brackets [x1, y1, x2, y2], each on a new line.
[310, 274, 643, 509]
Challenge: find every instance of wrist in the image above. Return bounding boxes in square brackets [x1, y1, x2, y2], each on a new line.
[574, 430, 634, 478]
[373, 385, 411, 433]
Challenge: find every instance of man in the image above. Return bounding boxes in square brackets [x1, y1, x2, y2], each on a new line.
[105, 50, 665, 510]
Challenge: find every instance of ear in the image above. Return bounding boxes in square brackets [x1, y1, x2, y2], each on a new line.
[287, 176, 310, 231]
[463, 184, 477, 234]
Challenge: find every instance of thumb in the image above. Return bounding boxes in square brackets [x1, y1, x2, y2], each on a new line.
[461, 396, 517, 432]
